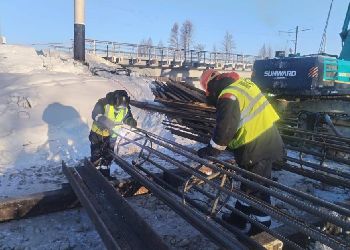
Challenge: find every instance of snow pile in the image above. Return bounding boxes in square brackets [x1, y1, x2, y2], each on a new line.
[0, 45, 43, 73]
[0, 44, 168, 197]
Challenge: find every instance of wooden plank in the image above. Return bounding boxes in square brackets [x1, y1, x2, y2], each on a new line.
[251, 232, 283, 250]
[0, 177, 150, 223]
[0, 184, 78, 223]
[0, 167, 190, 223]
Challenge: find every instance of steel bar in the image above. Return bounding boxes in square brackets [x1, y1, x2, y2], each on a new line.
[153, 80, 207, 103]
[163, 120, 214, 132]
[130, 100, 215, 122]
[62, 161, 168, 250]
[164, 128, 210, 144]
[155, 98, 216, 112]
[282, 134, 350, 154]
[276, 162, 350, 189]
[286, 156, 350, 179]
[285, 145, 350, 165]
[114, 129, 350, 249]
[165, 85, 193, 102]
[162, 122, 211, 138]
[141, 155, 302, 250]
[131, 158, 264, 249]
[278, 126, 350, 144]
[166, 80, 207, 102]
[112, 153, 246, 250]
[153, 81, 190, 102]
[150, 102, 350, 167]
[133, 127, 350, 219]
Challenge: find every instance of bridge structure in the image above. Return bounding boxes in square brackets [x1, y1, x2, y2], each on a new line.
[85, 39, 257, 71]
[40, 39, 257, 71]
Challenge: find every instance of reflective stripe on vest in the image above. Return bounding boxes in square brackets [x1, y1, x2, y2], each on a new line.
[91, 104, 127, 136]
[219, 78, 280, 149]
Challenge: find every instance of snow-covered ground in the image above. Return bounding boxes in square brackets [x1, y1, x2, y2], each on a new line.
[0, 209, 103, 250]
[0, 44, 210, 249]
[0, 44, 169, 198]
[0, 44, 349, 249]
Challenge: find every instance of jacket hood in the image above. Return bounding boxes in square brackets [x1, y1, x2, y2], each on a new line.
[206, 72, 240, 106]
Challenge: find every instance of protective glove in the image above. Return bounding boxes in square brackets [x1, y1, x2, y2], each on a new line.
[125, 117, 137, 128]
[109, 137, 117, 149]
[197, 145, 222, 158]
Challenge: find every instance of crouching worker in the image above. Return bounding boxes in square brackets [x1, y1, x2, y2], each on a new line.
[197, 69, 284, 235]
[89, 90, 137, 177]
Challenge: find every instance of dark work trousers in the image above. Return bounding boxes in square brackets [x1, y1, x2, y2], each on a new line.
[240, 158, 272, 204]
[229, 159, 272, 230]
[89, 131, 113, 167]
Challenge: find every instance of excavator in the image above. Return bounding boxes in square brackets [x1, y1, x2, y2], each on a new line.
[251, 1, 350, 134]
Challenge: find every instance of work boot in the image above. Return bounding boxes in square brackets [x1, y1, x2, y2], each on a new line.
[248, 215, 271, 236]
[222, 212, 271, 236]
[98, 165, 118, 180]
[99, 168, 110, 177]
[222, 212, 251, 233]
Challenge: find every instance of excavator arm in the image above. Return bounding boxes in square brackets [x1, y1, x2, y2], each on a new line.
[340, 2, 350, 60]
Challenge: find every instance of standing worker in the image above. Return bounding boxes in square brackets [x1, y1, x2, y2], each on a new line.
[89, 90, 137, 177]
[197, 69, 284, 235]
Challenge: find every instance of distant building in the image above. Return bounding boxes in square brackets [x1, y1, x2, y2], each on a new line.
[0, 36, 6, 44]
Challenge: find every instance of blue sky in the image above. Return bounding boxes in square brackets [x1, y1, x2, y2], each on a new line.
[0, 0, 348, 56]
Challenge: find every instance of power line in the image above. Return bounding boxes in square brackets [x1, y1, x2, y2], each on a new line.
[279, 26, 311, 54]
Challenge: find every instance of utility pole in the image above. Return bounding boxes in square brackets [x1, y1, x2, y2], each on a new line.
[74, 0, 85, 62]
[279, 26, 310, 55]
[294, 26, 298, 54]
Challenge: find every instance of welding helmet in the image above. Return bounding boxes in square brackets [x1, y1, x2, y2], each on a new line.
[112, 90, 130, 108]
[200, 69, 220, 96]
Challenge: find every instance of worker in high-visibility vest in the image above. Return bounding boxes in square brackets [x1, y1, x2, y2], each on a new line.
[198, 69, 284, 235]
[89, 90, 137, 177]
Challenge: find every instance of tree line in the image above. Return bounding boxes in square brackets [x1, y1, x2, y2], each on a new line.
[138, 20, 274, 60]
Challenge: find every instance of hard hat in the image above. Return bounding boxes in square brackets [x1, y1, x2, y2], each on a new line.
[200, 69, 220, 94]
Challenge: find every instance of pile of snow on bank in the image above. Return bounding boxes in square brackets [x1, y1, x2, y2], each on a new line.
[0, 45, 167, 197]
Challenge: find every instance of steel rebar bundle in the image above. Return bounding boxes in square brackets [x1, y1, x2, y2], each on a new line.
[109, 126, 350, 250]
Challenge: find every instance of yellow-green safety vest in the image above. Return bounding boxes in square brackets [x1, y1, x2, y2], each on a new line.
[91, 104, 128, 137]
[218, 78, 280, 149]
